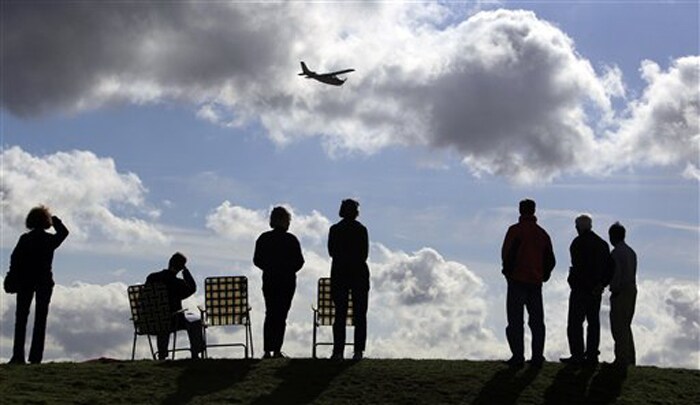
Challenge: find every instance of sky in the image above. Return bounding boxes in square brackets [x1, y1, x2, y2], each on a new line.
[0, 1, 698, 368]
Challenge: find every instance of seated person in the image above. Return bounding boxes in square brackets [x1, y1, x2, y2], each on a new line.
[146, 252, 204, 359]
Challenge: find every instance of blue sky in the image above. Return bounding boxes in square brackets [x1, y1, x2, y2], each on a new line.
[1, 1, 698, 367]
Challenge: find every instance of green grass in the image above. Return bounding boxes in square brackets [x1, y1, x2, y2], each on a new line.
[1, 359, 698, 404]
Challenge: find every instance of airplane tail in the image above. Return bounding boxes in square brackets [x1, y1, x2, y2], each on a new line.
[299, 61, 311, 76]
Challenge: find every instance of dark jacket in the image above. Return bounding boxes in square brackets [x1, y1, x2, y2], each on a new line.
[328, 219, 370, 289]
[501, 215, 555, 285]
[146, 269, 196, 313]
[253, 229, 304, 284]
[568, 230, 612, 292]
[10, 218, 69, 286]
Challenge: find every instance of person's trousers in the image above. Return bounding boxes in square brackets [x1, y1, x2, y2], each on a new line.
[262, 280, 296, 353]
[505, 279, 545, 362]
[12, 284, 53, 364]
[566, 289, 602, 359]
[156, 314, 204, 360]
[610, 286, 637, 366]
[332, 282, 369, 354]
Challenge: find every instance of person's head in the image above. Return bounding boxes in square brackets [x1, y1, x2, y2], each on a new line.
[575, 214, 592, 234]
[519, 199, 536, 216]
[168, 252, 187, 272]
[25, 205, 52, 230]
[269, 206, 291, 231]
[608, 222, 626, 246]
[339, 199, 360, 220]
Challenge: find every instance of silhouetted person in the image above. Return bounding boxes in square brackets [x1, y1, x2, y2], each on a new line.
[145, 252, 204, 360]
[608, 222, 637, 367]
[254, 206, 304, 359]
[8, 206, 69, 365]
[501, 199, 555, 368]
[561, 215, 611, 365]
[328, 199, 370, 361]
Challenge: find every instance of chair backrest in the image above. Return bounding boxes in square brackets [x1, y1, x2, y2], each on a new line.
[128, 283, 173, 335]
[316, 277, 353, 326]
[204, 276, 249, 326]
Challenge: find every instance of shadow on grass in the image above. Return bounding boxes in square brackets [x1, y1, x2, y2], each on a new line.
[160, 359, 254, 405]
[251, 359, 355, 405]
[543, 364, 597, 404]
[471, 364, 541, 405]
[586, 365, 628, 403]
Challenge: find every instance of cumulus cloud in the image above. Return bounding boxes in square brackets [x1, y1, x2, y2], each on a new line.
[2, 267, 697, 368]
[3, 3, 697, 183]
[0, 146, 166, 244]
[205, 201, 331, 247]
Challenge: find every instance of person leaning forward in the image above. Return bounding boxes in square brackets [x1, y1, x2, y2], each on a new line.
[501, 199, 555, 368]
[145, 252, 204, 360]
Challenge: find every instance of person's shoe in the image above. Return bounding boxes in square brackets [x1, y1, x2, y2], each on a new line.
[272, 351, 288, 359]
[262, 351, 273, 359]
[528, 357, 545, 368]
[352, 351, 363, 361]
[559, 356, 584, 365]
[583, 356, 599, 366]
[330, 352, 344, 361]
[7, 357, 25, 365]
[503, 357, 525, 368]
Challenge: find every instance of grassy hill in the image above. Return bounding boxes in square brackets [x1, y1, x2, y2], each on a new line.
[1, 358, 698, 404]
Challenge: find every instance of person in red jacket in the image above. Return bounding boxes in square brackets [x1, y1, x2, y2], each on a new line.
[501, 199, 555, 368]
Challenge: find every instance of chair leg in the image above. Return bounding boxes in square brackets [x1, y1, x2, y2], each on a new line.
[171, 331, 177, 360]
[147, 335, 156, 360]
[247, 312, 254, 359]
[312, 311, 318, 359]
[132, 332, 137, 361]
[202, 325, 208, 359]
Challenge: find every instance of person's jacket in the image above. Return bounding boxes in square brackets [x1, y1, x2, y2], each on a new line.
[328, 218, 370, 287]
[501, 215, 555, 285]
[253, 229, 304, 284]
[146, 269, 196, 313]
[10, 217, 69, 286]
[568, 230, 612, 292]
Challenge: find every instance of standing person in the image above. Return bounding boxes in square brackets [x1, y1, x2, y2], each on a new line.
[253, 206, 304, 359]
[8, 206, 69, 365]
[145, 252, 204, 360]
[560, 215, 611, 365]
[608, 222, 638, 367]
[501, 199, 556, 368]
[328, 199, 370, 361]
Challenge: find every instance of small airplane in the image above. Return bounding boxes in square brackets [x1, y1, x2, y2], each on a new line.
[298, 61, 355, 86]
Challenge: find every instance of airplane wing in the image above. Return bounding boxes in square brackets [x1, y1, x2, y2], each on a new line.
[325, 68, 355, 76]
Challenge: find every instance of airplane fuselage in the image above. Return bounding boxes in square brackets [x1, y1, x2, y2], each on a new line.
[299, 62, 354, 86]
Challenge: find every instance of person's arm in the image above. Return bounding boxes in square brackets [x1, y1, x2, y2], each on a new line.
[292, 236, 305, 273]
[253, 235, 267, 272]
[9, 235, 27, 273]
[360, 225, 369, 263]
[608, 250, 621, 294]
[180, 267, 196, 298]
[543, 233, 556, 282]
[327, 225, 337, 259]
[50, 216, 69, 248]
[501, 227, 518, 276]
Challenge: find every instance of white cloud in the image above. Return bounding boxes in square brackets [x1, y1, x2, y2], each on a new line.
[603, 57, 700, 173]
[205, 201, 331, 247]
[1, 270, 697, 368]
[0, 146, 167, 245]
[3, 4, 697, 183]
